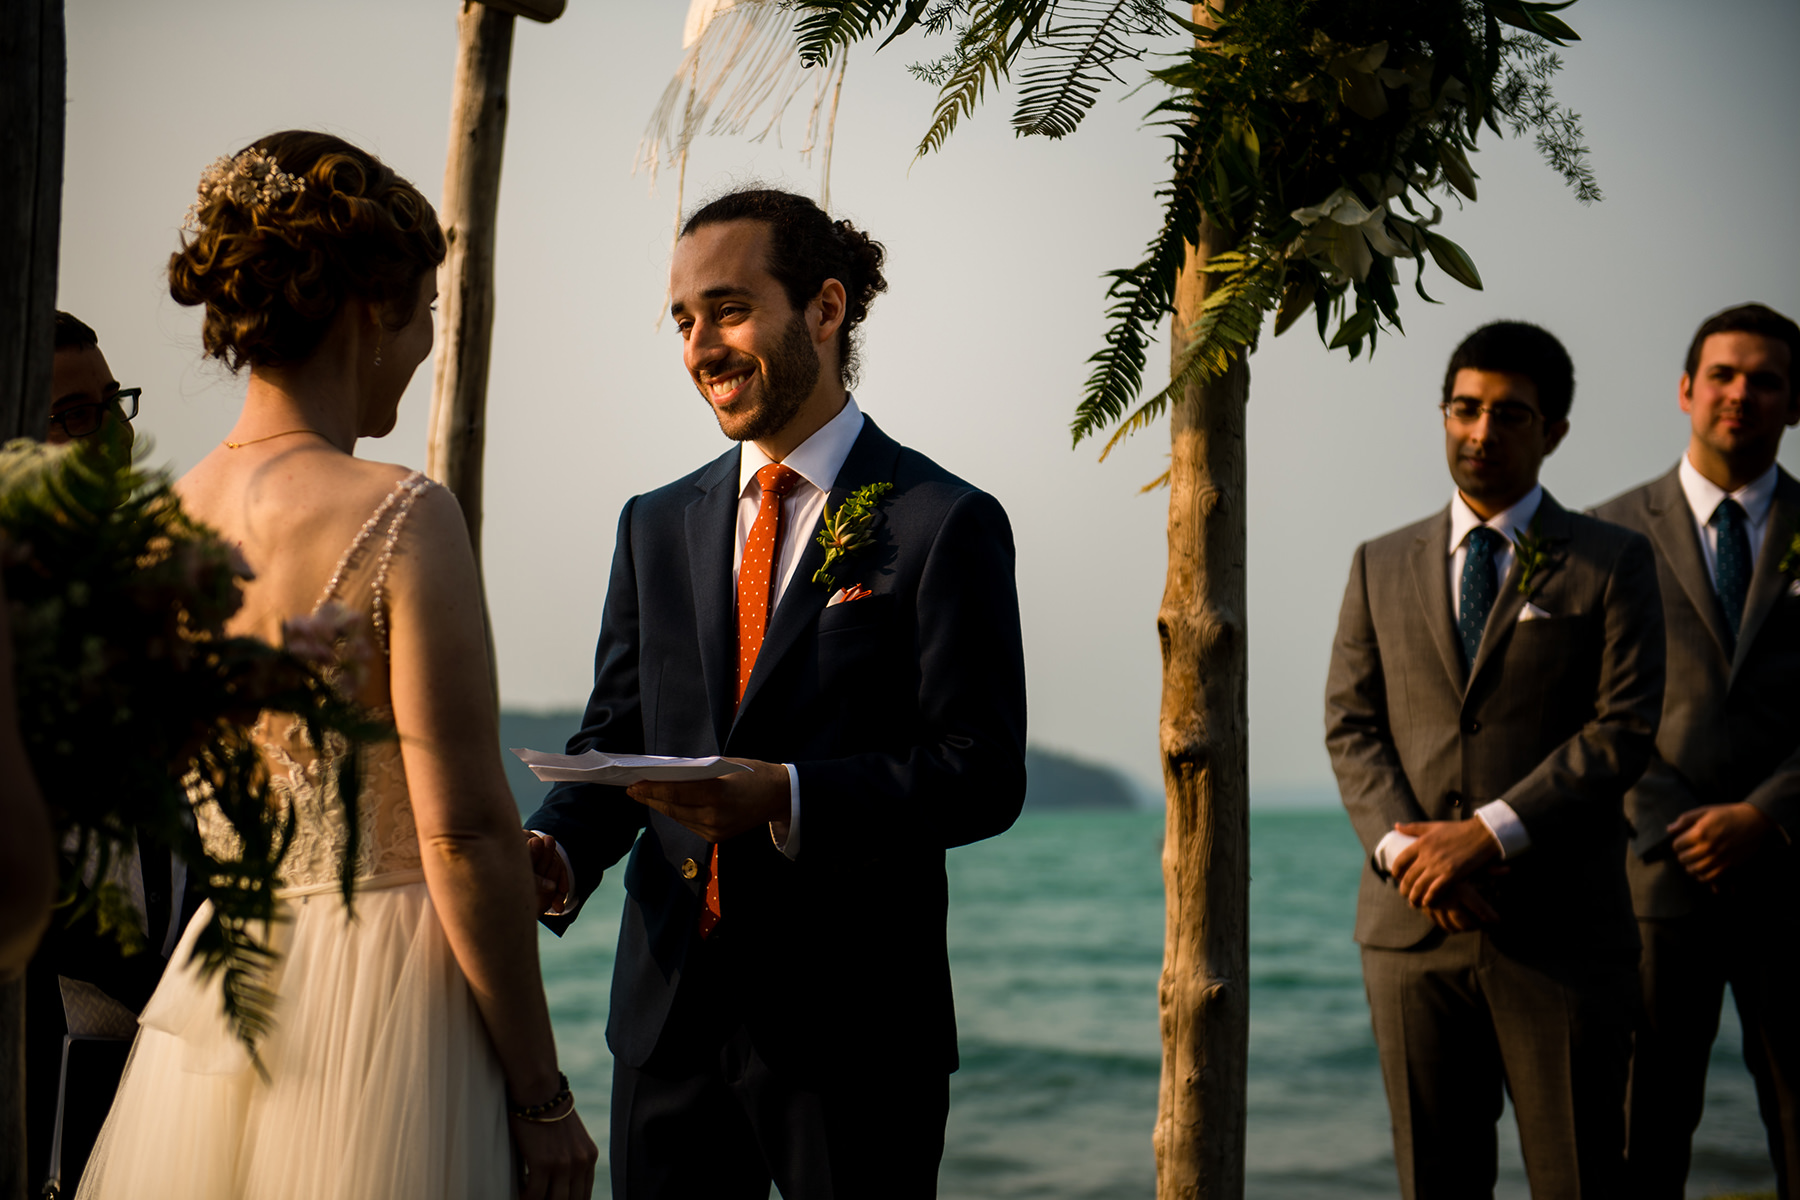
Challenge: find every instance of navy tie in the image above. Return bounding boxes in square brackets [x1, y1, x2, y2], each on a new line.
[1459, 526, 1504, 669]
[1714, 498, 1752, 644]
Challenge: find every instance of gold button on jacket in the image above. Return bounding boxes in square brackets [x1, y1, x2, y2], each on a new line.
[680, 857, 699, 880]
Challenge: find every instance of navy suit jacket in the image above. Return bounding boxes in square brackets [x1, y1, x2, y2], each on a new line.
[525, 417, 1027, 1077]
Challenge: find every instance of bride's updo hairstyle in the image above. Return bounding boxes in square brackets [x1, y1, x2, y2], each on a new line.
[170, 130, 446, 371]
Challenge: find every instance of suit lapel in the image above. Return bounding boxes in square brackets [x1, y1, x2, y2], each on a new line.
[1466, 493, 1569, 687]
[685, 448, 742, 750]
[1643, 465, 1733, 663]
[731, 418, 902, 731]
[1731, 468, 1800, 686]
[1407, 508, 1465, 690]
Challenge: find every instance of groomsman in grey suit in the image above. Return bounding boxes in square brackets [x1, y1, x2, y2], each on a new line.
[1327, 321, 1665, 1199]
[1591, 302, 1800, 1198]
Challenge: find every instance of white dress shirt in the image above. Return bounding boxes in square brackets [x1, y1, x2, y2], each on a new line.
[1373, 486, 1539, 880]
[1678, 453, 1778, 587]
[732, 395, 866, 862]
[540, 396, 866, 914]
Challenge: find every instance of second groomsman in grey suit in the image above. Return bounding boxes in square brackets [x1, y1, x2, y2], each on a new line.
[1592, 302, 1800, 1199]
[1327, 321, 1665, 1200]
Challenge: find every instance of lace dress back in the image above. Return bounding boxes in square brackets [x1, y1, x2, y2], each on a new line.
[79, 468, 515, 1200]
[198, 470, 435, 893]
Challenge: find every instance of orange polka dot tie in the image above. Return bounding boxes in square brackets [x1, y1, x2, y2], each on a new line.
[701, 462, 802, 939]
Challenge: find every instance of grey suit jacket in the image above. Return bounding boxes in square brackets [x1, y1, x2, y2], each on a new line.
[1326, 491, 1665, 958]
[1590, 465, 1800, 920]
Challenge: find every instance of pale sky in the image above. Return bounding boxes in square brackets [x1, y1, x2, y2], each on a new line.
[57, 1, 1800, 800]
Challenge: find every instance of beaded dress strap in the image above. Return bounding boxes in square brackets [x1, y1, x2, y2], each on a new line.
[313, 470, 436, 656]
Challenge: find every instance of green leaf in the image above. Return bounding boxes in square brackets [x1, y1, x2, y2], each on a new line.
[1328, 305, 1376, 350]
[1490, 2, 1581, 44]
[1273, 278, 1316, 337]
[1437, 141, 1479, 200]
[1424, 230, 1484, 290]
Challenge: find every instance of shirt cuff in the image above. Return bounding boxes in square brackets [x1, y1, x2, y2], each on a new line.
[771, 764, 801, 861]
[1475, 801, 1530, 859]
[1373, 829, 1416, 879]
[529, 830, 581, 916]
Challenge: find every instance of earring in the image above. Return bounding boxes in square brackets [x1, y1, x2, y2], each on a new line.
[373, 330, 384, 368]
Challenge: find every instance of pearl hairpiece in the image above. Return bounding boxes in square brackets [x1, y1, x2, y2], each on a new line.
[183, 147, 307, 232]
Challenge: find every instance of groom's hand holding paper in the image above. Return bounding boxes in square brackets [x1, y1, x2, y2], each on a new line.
[627, 759, 792, 844]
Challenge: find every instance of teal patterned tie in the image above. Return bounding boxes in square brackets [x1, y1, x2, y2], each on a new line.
[1714, 498, 1752, 645]
[1459, 526, 1503, 670]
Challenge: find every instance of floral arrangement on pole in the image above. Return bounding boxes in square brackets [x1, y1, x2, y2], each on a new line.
[0, 436, 386, 1060]
[785, 0, 1599, 468]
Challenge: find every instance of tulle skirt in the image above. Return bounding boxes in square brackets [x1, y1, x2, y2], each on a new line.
[76, 872, 515, 1200]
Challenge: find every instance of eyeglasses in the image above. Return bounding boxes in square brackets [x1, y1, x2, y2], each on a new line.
[49, 387, 140, 440]
[1440, 398, 1541, 429]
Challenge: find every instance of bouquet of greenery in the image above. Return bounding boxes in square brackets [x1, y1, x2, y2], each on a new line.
[0, 437, 387, 1060]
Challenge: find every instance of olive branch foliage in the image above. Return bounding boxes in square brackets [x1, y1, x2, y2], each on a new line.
[787, 0, 1600, 456]
[1, 439, 387, 1068]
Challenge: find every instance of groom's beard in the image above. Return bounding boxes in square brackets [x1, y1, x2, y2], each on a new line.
[704, 313, 820, 444]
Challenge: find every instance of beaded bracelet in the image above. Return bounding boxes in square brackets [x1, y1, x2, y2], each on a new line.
[509, 1072, 575, 1123]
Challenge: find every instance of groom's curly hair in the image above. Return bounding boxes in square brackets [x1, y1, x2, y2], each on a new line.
[681, 188, 887, 388]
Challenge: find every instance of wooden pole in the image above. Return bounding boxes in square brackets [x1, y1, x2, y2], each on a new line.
[1153, 5, 1249, 1197]
[0, 0, 63, 445]
[0, 7, 62, 1193]
[428, 0, 517, 562]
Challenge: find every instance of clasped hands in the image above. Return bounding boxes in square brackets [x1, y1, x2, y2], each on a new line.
[524, 759, 792, 914]
[1390, 818, 1505, 933]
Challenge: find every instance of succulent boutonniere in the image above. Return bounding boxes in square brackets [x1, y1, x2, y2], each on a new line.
[1511, 519, 1560, 597]
[813, 482, 893, 592]
[1778, 522, 1800, 580]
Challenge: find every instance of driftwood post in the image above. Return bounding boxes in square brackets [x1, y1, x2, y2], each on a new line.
[0, 0, 62, 444]
[1153, 4, 1249, 1197]
[428, 0, 565, 557]
[428, 0, 562, 693]
[0, 3, 63, 1195]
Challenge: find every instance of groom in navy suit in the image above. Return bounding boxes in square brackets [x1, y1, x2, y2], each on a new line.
[525, 189, 1028, 1198]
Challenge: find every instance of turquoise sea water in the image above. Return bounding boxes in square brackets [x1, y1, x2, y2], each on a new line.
[537, 810, 1776, 1198]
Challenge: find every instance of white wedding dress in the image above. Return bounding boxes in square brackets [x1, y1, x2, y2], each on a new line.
[77, 472, 514, 1200]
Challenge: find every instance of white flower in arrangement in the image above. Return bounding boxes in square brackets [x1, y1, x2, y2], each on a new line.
[1288, 186, 1413, 283]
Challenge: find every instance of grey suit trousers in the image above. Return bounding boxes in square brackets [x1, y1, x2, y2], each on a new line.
[1626, 900, 1800, 1199]
[1363, 934, 1636, 1200]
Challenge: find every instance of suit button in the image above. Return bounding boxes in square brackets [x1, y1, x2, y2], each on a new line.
[1462, 719, 1481, 734]
[680, 858, 699, 880]
[1446, 791, 1463, 808]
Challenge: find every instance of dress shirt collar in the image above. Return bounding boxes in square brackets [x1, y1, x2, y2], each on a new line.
[737, 394, 865, 500]
[1678, 452, 1777, 530]
[1448, 483, 1543, 555]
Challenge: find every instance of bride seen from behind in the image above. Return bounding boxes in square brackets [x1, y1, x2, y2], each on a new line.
[75, 131, 597, 1200]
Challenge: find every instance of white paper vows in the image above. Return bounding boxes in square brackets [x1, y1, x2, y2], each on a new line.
[509, 747, 750, 786]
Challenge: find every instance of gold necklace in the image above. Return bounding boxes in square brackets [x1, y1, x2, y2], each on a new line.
[222, 428, 328, 450]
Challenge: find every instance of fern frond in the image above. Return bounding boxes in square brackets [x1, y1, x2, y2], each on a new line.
[1095, 249, 1281, 458]
[1069, 130, 1209, 445]
[792, 0, 908, 67]
[1012, 0, 1172, 139]
[914, 9, 1014, 156]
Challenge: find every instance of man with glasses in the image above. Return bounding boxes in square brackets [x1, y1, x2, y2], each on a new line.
[1592, 303, 1800, 1198]
[28, 312, 176, 1195]
[48, 311, 138, 449]
[1326, 321, 1664, 1199]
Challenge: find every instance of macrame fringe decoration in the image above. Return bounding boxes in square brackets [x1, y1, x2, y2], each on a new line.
[638, 0, 850, 289]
